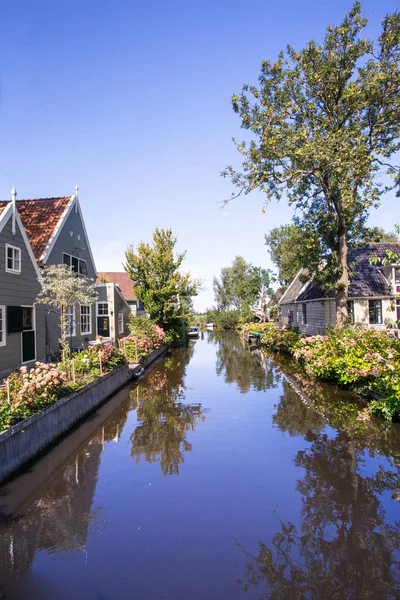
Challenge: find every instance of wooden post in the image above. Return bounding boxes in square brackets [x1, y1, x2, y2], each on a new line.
[99, 353, 103, 376]
[6, 379, 11, 406]
[72, 358, 76, 384]
[135, 339, 138, 363]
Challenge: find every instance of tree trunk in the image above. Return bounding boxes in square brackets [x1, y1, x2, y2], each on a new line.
[335, 228, 349, 327]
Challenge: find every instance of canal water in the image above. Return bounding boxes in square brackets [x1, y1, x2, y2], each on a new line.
[0, 333, 400, 599]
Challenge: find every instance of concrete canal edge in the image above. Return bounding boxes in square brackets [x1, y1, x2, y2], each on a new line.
[0, 343, 170, 485]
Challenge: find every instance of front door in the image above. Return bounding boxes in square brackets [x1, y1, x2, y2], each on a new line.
[22, 307, 35, 363]
[97, 316, 110, 337]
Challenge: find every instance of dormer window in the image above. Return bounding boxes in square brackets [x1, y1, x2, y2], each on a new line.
[6, 244, 21, 274]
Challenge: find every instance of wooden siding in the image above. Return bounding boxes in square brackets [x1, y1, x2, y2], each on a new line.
[45, 205, 97, 349]
[0, 216, 46, 375]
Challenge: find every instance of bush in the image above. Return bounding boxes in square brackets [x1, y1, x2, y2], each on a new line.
[120, 316, 166, 362]
[243, 322, 400, 421]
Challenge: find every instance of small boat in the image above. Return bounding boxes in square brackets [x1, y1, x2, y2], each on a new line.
[188, 326, 200, 338]
[206, 322, 215, 330]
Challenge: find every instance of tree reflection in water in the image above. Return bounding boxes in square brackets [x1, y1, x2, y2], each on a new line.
[129, 345, 205, 476]
[237, 378, 400, 600]
[210, 331, 282, 393]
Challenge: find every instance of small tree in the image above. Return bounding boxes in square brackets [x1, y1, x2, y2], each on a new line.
[124, 228, 200, 340]
[36, 264, 97, 361]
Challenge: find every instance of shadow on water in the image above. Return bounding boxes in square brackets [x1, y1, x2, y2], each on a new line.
[235, 342, 400, 600]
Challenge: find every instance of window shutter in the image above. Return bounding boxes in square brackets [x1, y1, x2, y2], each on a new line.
[7, 306, 23, 333]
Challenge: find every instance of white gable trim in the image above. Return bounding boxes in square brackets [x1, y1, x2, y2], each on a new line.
[279, 268, 308, 305]
[16, 213, 43, 283]
[0, 204, 43, 284]
[0, 203, 13, 233]
[39, 195, 75, 263]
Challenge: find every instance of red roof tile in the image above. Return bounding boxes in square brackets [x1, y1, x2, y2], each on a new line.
[97, 272, 137, 300]
[0, 197, 72, 260]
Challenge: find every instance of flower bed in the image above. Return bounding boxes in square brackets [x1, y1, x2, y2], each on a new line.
[243, 323, 400, 421]
[0, 343, 126, 432]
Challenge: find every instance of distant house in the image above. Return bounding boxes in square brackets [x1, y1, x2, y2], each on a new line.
[97, 272, 145, 315]
[0, 192, 46, 377]
[0, 189, 98, 361]
[95, 282, 131, 343]
[279, 244, 400, 335]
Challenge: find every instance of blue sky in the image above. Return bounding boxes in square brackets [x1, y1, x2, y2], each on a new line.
[0, 0, 398, 310]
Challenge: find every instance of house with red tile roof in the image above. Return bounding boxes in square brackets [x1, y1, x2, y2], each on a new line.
[0, 187, 99, 369]
[0, 190, 46, 377]
[97, 272, 145, 315]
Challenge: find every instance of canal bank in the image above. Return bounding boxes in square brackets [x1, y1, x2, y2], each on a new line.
[0, 343, 169, 485]
[0, 333, 399, 600]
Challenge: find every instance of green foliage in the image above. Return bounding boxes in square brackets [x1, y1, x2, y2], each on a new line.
[245, 322, 400, 420]
[0, 345, 126, 431]
[124, 228, 200, 342]
[120, 316, 166, 362]
[265, 224, 318, 287]
[213, 255, 273, 312]
[224, 3, 400, 324]
[205, 308, 250, 330]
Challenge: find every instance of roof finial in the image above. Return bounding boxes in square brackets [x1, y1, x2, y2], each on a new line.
[75, 184, 79, 197]
[11, 187, 17, 235]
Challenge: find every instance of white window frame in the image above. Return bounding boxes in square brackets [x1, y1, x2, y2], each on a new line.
[80, 304, 92, 335]
[118, 312, 124, 334]
[62, 252, 87, 276]
[0, 305, 5, 347]
[97, 302, 109, 317]
[5, 244, 21, 274]
[65, 305, 76, 337]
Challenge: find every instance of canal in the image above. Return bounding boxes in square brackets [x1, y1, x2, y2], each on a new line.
[1, 333, 400, 599]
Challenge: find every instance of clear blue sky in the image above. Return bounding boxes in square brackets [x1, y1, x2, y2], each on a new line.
[1, 0, 397, 310]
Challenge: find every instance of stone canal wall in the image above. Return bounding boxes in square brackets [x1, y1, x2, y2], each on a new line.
[0, 344, 169, 484]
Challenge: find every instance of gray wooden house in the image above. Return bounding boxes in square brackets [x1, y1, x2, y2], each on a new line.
[0, 191, 46, 378]
[1, 188, 98, 362]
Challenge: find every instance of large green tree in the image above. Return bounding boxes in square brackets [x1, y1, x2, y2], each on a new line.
[266, 223, 399, 288]
[124, 228, 200, 336]
[213, 256, 272, 313]
[223, 3, 400, 325]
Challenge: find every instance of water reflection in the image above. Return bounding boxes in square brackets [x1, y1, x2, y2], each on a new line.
[129, 346, 205, 476]
[211, 332, 282, 393]
[237, 351, 400, 600]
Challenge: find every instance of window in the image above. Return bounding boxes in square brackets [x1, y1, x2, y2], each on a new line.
[118, 312, 124, 334]
[97, 302, 109, 316]
[62, 252, 87, 276]
[302, 303, 307, 325]
[80, 305, 91, 335]
[65, 306, 76, 336]
[395, 268, 400, 284]
[347, 300, 355, 324]
[6, 244, 21, 274]
[369, 300, 382, 325]
[0, 306, 5, 347]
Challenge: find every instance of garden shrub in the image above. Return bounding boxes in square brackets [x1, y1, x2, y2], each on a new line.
[243, 322, 400, 421]
[120, 317, 166, 362]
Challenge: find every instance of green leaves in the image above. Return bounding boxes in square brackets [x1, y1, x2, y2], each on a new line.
[124, 228, 200, 336]
[225, 3, 400, 322]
